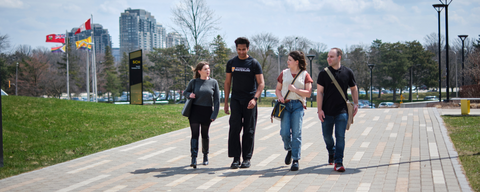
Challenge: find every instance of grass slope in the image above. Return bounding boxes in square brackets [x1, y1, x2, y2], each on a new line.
[442, 115, 480, 191]
[0, 96, 213, 179]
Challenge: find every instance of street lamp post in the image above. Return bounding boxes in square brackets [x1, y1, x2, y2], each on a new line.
[368, 64, 375, 108]
[458, 35, 468, 86]
[306, 54, 315, 107]
[15, 62, 18, 96]
[433, 3, 445, 102]
[440, 0, 453, 102]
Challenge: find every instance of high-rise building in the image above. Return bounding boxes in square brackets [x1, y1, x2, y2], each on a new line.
[111, 48, 121, 66]
[166, 32, 187, 48]
[154, 23, 167, 49]
[67, 24, 112, 54]
[119, 8, 167, 55]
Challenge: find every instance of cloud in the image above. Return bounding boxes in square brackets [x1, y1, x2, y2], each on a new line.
[99, 0, 129, 15]
[411, 6, 421, 14]
[450, 10, 467, 25]
[0, 0, 24, 8]
[372, 0, 403, 12]
[281, 0, 403, 14]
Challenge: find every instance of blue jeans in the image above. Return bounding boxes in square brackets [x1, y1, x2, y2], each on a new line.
[280, 100, 304, 161]
[321, 113, 348, 164]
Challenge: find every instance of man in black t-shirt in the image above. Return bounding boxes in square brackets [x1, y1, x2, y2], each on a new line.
[316, 48, 359, 172]
[224, 37, 265, 169]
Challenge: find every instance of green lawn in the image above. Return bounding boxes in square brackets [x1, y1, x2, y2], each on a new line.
[0, 96, 225, 179]
[442, 115, 480, 191]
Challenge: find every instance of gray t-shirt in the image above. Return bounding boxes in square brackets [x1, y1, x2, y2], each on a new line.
[183, 78, 220, 120]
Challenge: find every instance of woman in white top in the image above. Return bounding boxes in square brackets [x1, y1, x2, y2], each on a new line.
[275, 51, 313, 171]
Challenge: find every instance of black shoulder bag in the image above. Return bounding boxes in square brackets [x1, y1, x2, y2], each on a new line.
[181, 79, 196, 117]
[270, 70, 303, 123]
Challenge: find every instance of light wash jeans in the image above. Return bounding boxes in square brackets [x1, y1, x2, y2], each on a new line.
[321, 113, 348, 164]
[280, 100, 304, 160]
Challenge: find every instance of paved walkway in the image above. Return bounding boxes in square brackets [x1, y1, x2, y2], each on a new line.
[1, 108, 476, 192]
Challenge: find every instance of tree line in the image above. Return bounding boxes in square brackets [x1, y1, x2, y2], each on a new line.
[1, 32, 479, 102]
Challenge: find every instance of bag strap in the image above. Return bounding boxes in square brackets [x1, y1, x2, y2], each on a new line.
[189, 79, 196, 98]
[283, 70, 304, 99]
[324, 67, 348, 102]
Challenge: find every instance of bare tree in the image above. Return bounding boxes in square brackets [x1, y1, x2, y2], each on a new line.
[17, 50, 50, 97]
[423, 33, 444, 54]
[0, 33, 9, 53]
[281, 36, 312, 53]
[251, 33, 279, 88]
[344, 45, 369, 95]
[465, 49, 480, 85]
[171, 0, 220, 53]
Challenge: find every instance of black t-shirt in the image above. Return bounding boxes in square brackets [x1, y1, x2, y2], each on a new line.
[317, 66, 356, 116]
[226, 56, 263, 101]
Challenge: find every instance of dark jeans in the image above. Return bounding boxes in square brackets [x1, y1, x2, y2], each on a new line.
[228, 98, 257, 160]
[321, 113, 348, 164]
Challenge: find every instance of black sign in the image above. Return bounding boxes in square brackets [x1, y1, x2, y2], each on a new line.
[129, 50, 143, 105]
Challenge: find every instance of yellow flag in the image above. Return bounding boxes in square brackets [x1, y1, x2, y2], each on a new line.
[75, 36, 92, 50]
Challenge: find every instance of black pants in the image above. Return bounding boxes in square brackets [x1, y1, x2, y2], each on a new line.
[228, 98, 257, 160]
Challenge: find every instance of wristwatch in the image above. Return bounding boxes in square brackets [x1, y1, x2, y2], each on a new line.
[253, 97, 258, 101]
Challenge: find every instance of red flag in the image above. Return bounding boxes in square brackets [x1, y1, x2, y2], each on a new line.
[74, 18, 92, 35]
[46, 34, 65, 43]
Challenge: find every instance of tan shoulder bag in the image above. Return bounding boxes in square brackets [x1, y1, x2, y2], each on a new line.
[324, 67, 354, 130]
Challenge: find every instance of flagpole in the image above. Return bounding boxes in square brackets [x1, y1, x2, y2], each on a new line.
[86, 47, 90, 102]
[91, 14, 98, 102]
[66, 30, 70, 100]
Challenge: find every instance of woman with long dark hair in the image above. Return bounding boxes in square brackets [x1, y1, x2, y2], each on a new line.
[183, 62, 220, 168]
[275, 51, 313, 171]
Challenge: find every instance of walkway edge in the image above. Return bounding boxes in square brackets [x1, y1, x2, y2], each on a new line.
[434, 108, 473, 192]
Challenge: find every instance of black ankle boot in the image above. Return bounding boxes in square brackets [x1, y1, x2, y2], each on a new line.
[202, 138, 209, 165]
[285, 151, 292, 165]
[190, 139, 198, 168]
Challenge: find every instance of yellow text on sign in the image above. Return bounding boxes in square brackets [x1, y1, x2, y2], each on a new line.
[132, 60, 141, 64]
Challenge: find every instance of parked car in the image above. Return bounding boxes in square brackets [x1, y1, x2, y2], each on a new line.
[359, 99, 375, 108]
[424, 96, 438, 101]
[261, 91, 276, 98]
[378, 102, 396, 108]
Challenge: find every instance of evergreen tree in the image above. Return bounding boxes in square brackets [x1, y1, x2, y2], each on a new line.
[210, 35, 231, 90]
[118, 52, 129, 93]
[56, 39, 80, 98]
[473, 34, 480, 51]
[405, 41, 437, 95]
[375, 41, 411, 101]
[103, 46, 120, 102]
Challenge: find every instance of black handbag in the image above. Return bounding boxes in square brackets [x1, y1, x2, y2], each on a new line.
[271, 70, 303, 122]
[181, 79, 196, 117]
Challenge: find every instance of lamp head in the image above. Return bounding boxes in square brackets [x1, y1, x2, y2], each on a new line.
[306, 54, 315, 61]
[458, 35, 468, 41]
[432, 4, 445, 12]
[368, 64, 375, 70]
[439, 0, 453, 5]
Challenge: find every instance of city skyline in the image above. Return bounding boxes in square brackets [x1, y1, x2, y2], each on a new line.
[1, 0, 479, 52]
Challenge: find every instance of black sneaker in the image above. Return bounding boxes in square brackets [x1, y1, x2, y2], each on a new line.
[240, 159, 251, 168]
[230, 159, 240, 169]
[285, 151, 292, 165]
[328, 154, 334, 165]
[291, 160, 299, 171]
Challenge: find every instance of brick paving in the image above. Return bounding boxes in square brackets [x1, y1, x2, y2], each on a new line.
[0, 107, 476, 192]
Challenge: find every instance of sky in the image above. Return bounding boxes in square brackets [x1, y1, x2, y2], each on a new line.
[0, 0, 479, 52]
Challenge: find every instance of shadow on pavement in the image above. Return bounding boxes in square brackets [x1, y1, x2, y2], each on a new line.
[130, 156, 459, 178]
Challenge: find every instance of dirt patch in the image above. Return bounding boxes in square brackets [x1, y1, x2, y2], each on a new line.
[426, 101, 480, 109]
